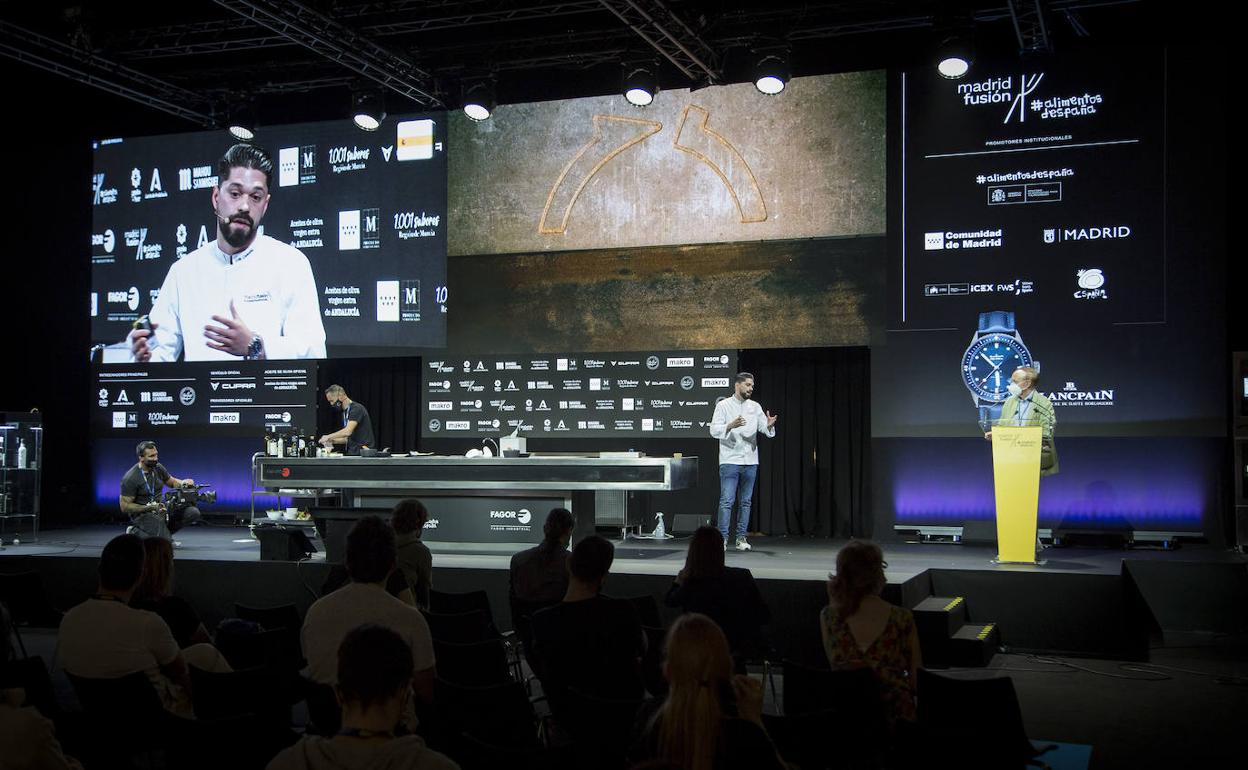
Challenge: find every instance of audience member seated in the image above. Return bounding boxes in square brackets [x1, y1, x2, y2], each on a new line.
[628, 613, 784, 770]
[530, 534, 645, 708]
[509, 507, 574, 656]
[268, 624, 458, 770]
[302, 516, 436, 726]
[1, 601, 84, 770]
[391, 499, 433, 610]
[820, 540, 921, 727]
[57, 534, 230, 718]
[130, 537, 213, 648]
[665, 526, 771, 667]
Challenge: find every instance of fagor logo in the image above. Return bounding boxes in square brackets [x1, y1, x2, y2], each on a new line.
[489, 508, 532, 524]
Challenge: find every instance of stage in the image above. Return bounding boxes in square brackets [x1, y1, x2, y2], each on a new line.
[4, 524, 1245, 666]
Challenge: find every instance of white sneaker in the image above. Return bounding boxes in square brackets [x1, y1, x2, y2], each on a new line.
[735, 537, 752, 551]
[125, 526, 137, 536]
[172, 540, 183, 549]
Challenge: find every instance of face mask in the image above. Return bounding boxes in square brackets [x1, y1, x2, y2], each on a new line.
[1007, 382, 1024, 398]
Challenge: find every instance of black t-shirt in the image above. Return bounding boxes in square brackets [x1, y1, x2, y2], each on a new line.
[120, 463, 171, 507]
[342, 401, 375, 453]
[664, 567, 771, 656]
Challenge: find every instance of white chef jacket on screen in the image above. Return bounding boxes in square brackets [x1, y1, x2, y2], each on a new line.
[708, 396, 775, 465]
[139, 235, 326, 362]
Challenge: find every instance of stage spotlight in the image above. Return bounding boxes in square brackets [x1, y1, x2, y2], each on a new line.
[937, 35, 973, 79]
[227, 100, 257, 142]
[752, 52, 789, 95]
[352, 90, 386, 131]
[623, 65, 657, 107]
[463, 81, 495, 122]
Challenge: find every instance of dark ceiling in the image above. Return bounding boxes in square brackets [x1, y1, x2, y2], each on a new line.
[0, 0, 1180, 133]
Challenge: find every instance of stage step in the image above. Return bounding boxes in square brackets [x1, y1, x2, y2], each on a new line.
[948, 623, 1000, 667]
[912, 596, 998, 667]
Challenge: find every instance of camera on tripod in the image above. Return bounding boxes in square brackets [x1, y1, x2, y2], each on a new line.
[161, 483, 217, 509]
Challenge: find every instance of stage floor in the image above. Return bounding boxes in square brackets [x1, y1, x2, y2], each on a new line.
[6, 523, 1245, 582]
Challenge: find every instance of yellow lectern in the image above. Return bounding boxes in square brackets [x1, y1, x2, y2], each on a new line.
[988, 423, 1043, 564]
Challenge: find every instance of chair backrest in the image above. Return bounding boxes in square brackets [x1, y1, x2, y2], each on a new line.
[917, 669, 1034, 764]
[0, 655, 59, 718]
[433, 637, 512, 687]
[640, 625, 669, 698]
[234, 603, 302, 631]
[781, 659, 888, 737]
[422, 608, 496, 643]
[233, 605, 305, 669]
[623, 594, 663, 627]
[434, 678, 538, 745]
[215, 625, 291, 671]
[302, 678, 342, 736]
[430, 589, 493, 618]
[67, 670, 165, 721]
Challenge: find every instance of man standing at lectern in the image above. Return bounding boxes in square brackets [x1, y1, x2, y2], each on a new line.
[709, 372, 778, 551]
[985, 366, 1059, 476]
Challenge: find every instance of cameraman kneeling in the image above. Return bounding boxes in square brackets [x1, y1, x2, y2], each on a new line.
[119, 441, 202, 541]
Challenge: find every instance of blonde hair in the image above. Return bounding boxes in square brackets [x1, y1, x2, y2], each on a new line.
[656, 614, 733, 770]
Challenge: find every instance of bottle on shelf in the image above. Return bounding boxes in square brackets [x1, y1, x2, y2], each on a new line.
[17, 438, 27, 469]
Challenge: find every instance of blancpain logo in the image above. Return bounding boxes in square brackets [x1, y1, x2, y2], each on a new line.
[1045, 381, 1115, 407]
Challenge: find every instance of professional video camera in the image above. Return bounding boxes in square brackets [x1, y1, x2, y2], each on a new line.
[160, 483, 217, 510]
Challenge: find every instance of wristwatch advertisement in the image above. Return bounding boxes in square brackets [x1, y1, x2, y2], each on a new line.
[961, 311, 1033, 426]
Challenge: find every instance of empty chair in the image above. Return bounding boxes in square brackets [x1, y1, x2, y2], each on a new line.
[430, 589, 494, 619]
[640, 624, 669, 697]
[302, 678, 342, 736]
[916, 669, 1046, 769]
[624, 593, 663, 628]
[433, 637, 512, 687]
[235, 603, 304, 667]
[215, 625, 289, 671]
[433, 678, 543, 749]
[66, 670, 200, 767]
[422, 607, 497, 643]
[560, 687, 644, 770]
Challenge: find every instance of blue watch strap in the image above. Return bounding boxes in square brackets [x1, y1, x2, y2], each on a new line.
[977, 311, 1016, 334]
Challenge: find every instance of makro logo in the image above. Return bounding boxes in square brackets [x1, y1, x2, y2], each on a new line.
[210, 412, 240, 424]
[446, 420, 470, 430]
[666, 357, 694, 367]
[1044, 226, 1131, 243]
[1074, 268, 1107, 300]
[428, 401, 453, 411]
[701, 377, 729, 388]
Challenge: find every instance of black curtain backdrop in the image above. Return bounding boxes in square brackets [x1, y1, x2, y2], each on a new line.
[316, 357, 423, 452]
[743, 347, 872, 539]
[316, 348, 872, 538]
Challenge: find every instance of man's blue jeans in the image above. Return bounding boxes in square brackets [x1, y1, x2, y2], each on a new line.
[718, 463, 758, 541]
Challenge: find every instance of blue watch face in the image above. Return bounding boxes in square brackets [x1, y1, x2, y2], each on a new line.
[962, 334, 1033, 402]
